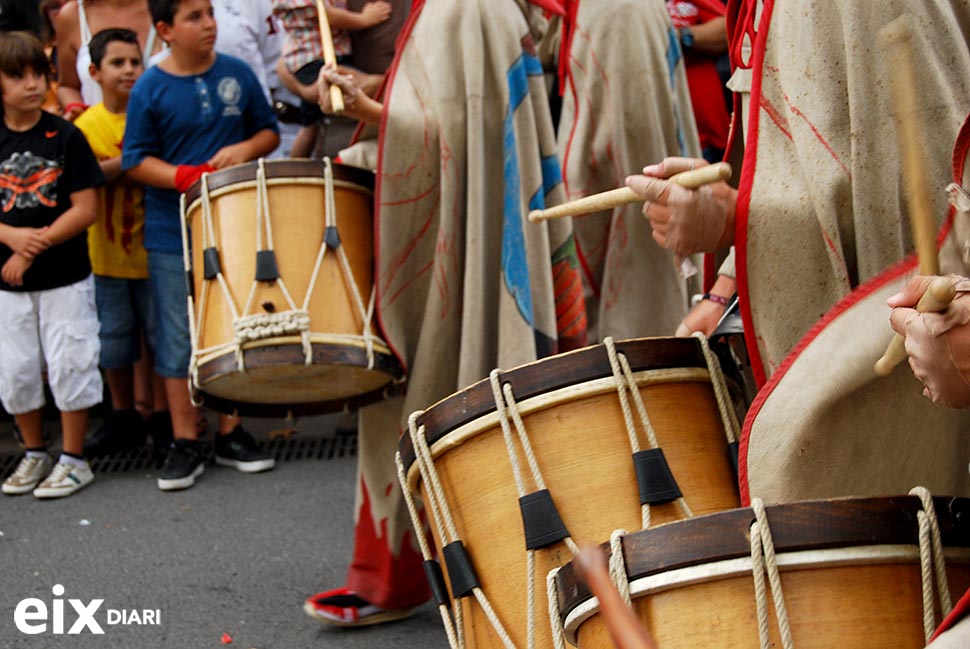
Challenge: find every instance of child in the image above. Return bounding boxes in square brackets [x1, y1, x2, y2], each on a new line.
[75, 27, 172, 460]
[272, 0, 390, 156]
[0, 31, 105, 499]
[123, 0, 279, 491]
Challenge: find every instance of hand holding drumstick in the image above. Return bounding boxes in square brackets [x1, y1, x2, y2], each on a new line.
[887, 275, 970, 409]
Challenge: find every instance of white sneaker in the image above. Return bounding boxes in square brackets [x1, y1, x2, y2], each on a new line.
[2, 455, 53, 495]
[33, 461, 94, 499]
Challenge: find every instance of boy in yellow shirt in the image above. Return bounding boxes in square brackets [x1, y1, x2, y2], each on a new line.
[75, 27, 170, 461]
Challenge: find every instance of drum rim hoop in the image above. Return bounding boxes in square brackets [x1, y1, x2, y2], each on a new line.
[560, 542, 970, 642]
[398, 336, 712, 469]
[553, 495, 970, 622]
[183, 158, 375, 205]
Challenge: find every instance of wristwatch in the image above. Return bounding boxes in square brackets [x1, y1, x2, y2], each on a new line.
[679, 27, 695, 52]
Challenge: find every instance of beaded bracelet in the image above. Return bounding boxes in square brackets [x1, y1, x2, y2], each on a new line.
[702, 292, 730, 306]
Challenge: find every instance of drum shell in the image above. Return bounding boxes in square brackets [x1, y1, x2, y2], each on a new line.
[184, 160, 402, 415]
[401, 337, 741, 649]
[555, 497, 970, 649]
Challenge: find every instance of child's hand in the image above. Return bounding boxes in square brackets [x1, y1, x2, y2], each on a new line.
[360, 1, 392, 26]
[207, 144, 250, 170]
[2, 253, 33, 286]
[7, 226, 51, 259]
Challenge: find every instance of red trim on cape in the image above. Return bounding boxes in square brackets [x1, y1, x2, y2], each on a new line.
[931, 588, 970, 642]
[733, 0, 774, 388]
[952, 112, 970, 194]
[370, 0, 428, 375]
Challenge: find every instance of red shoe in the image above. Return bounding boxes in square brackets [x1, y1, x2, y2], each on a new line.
[303, 587, 415, 627]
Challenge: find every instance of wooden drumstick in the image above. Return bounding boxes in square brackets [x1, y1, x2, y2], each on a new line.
[574, 546, 658, 649]
[527, 161, 732, 223]
[315, 0, 345, 115]
[874, 277, 956, 376]
[874, 20, 953, 376]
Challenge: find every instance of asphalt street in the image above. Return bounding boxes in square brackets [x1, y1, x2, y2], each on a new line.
[0, 412, 451, 649]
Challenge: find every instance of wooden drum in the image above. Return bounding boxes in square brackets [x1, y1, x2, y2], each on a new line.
[182, 159, 403, 416]
[398, 336, 742, 649]
[554, 495, 970, 648]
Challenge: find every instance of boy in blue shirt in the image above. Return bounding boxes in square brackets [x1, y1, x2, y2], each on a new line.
[123, 0, 280, 491]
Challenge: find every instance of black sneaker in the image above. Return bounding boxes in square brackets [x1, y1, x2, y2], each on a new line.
[214, 427, 276, 473]
[145, 412, 174, 467]
[157, 440, 205, 491]
[83, 409, 146, 457]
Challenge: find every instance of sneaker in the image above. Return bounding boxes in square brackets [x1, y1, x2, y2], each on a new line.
[145, 411, 174, 467]
[83, 409, 146, 457]
[215, 427, 275, 473]
[33, 461, 94, 499]
[303, 587, 415, 627]
[2, 454, 53, 495]
[157, 440, 205, 491]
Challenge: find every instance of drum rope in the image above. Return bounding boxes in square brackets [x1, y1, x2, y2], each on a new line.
[749, 498, 794, 649]
[181, 192, 205, 407]
[608, 529, 633, 607]
[604, 337, 693, 525]
[488, 371, 580, 649]
[234, 158, 311, 365]
[695, 333, 741, 443]
[301, 158, 377, 370]
[395, 450, 461, 649]
[546, 567, 569, 649]
[909, 486, 953, 642]
[407, 412, 516, 649]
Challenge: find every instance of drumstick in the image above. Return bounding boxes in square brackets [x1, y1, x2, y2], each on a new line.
[874, 277, 956, 376]
[873, 20, 953, 376]
[315, 0, 345, 115]
[574, 546, 658, 649]
[527, 161, 731, 223]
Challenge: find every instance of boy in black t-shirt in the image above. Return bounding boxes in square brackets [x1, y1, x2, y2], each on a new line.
[0, 31, 105, 499]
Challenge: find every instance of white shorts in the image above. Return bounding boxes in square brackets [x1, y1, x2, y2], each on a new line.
[0, 276, 103, 414]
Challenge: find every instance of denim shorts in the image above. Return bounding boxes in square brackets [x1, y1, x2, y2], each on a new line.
[148, 251, 191, 378]
[94, 275, 155, 369]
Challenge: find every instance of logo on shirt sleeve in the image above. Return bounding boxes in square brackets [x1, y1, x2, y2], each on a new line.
[218, 77, 243, 117]
[0, 152, 62, 212]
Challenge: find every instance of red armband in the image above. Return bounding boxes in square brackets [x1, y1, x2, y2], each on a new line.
[63, 102, 88, 118]
[174, 164, 216, 193]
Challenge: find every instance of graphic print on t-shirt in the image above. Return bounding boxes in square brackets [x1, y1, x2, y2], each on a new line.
[0, 151, 62, 213]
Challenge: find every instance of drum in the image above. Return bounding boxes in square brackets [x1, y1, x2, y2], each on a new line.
[398, 336, 742, 649]
[182, 158, 403, 416]
[553, 494, 970, 649]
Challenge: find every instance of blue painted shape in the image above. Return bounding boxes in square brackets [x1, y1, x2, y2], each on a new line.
[540, 154, 562, 201]
[666, 27, 688, 155]
[502, 54, 535, 327]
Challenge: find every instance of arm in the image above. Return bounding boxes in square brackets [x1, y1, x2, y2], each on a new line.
[687, 17, 727, 56]
[53, 1, 86, 119]
[207, 129, 280, 169]
[326, 1, 391, 31]
[126, 156, 178, 190]
[41, 187, 98, 246]
[0, 223, 50, 258]
[99, 156, 123, 183]
[675, 274, 736, 337]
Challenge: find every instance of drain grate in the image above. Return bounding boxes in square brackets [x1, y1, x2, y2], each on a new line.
[0, 435, 356, 475]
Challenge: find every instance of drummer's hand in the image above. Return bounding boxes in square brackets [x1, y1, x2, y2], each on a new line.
[676, 276, 736, 336]
[625, 157, 737, 256]
[317, 64, 361, 115]
[888, 275, 970, 409]
[207, 143, 251, 169]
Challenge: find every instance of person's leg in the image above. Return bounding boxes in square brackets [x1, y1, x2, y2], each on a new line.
[36, 277, 101, 498]
[290, 124, 320, 158]
[86, 276, 145, 455]
[132, 276, 172, 459]
[0, 291, 53, 495]
[149, 252, 205, 491]
[305, 396, 429, 626]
